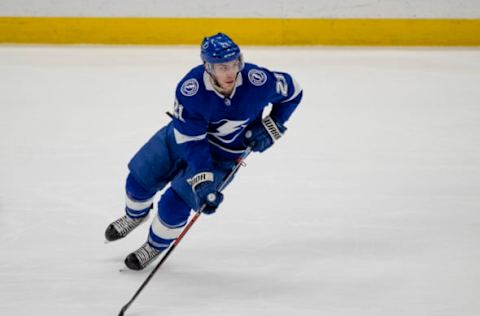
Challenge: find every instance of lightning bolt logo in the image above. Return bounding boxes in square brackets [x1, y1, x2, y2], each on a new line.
[209, 119, 250, 144]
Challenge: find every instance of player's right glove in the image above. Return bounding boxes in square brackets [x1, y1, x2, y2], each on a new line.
[244, 116, 286, 153]
[189, 172, 224, 214]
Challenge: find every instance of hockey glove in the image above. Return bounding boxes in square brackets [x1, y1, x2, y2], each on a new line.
[244, 116, 287, 153]
[189, 172, 224, 214]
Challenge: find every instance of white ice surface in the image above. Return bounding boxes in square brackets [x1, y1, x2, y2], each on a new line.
[0, 45, 480, 316]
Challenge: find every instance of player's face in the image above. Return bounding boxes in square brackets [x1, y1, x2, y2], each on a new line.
[212, 59, 241, 92]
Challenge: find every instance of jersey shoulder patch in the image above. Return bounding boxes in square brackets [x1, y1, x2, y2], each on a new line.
[248, 69, 268, 86]
[180, 78, 199, 97]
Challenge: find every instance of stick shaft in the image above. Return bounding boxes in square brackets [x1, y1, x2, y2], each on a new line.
[118, 147, 251, 315]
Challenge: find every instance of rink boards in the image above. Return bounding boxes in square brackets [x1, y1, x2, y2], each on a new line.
[1, 17, 480, 45]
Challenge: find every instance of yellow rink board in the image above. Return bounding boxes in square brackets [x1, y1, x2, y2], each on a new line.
[1, 17, 480, 45]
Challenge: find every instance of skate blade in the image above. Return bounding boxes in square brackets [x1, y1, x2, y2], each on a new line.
[119, 266, 154, 273]
[118, 267, 145, 273]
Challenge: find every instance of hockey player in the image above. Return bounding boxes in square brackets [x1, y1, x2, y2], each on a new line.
[105, 32, 303, 270]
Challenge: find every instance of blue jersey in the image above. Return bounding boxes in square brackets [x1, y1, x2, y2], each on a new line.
[171, 62, 302, 174]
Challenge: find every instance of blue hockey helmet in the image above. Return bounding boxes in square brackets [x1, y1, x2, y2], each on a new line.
[200, 33, 243, 68]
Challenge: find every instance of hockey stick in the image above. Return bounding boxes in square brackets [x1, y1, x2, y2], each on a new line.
[118, 147, 252, 316]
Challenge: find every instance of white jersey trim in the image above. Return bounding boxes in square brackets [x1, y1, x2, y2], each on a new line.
[281, 77, 302, 104]
[208, 139, 247, 154]
[173, 128, 207, 144]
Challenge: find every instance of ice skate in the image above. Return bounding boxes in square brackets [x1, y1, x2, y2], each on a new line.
[124, 242, 163, 270]
[105, 214, 149, 242]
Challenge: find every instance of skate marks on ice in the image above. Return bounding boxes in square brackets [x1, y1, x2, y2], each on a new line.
[1, 46, 480, 315]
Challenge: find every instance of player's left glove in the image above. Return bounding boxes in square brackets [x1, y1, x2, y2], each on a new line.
[244, 116, 287, 153]
[188, 172, 224, 215]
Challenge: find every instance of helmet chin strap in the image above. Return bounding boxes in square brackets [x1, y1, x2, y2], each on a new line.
[205, 64, 239, 97]
[208, 74, 232, 96]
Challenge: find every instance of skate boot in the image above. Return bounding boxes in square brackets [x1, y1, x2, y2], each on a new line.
[125, 242, 163, 270]
[105, 215, 149, 242]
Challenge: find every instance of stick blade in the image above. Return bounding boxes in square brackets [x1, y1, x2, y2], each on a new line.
[118, 306, 127, 316]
